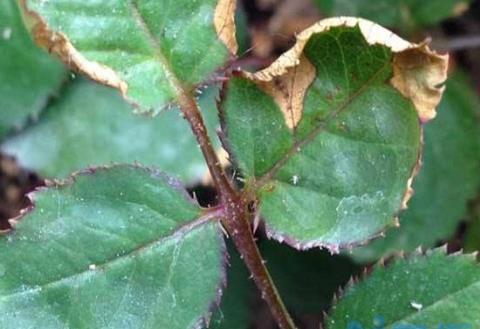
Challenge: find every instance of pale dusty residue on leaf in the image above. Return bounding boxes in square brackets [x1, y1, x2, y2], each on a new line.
[242, 16, 448, 127]
[19, 0, 128, 97]
[327, 191, 388, 243]
[214, 0, 238, 54]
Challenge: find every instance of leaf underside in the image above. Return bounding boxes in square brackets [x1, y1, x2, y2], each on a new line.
[222, 24, 423, 250]
[328, 248, 480, 329]
[0, 166, 225, 329]
[1, 78, 220, 184]
[0, 0, 65, 138]
[23, 0, 235, 114]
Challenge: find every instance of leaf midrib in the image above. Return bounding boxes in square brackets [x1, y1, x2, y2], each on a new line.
[255, 60, 391, 187]
[0, 214, 214, 303]
[127, 0, 186, 97]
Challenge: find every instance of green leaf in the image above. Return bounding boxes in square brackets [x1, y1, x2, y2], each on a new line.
[1, 78, 220, 184]
[315, 0, 472, 32]
[0, 165, 226, 329]
[352, 71, 480, 262]
[234, 3, 250, 56]
[260, 239, 359, 314]
[210, 243, 254, 329]
[221, 18, 447, 250]
[0, 0, 65, 139]
[327, 248, 480, 329]
[22, 0, 237, 114]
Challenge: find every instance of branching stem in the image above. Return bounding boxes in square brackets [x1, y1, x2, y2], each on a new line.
[177, 91, 297, 329]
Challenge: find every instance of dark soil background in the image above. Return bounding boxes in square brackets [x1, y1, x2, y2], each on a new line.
[1, 1, 479, 328]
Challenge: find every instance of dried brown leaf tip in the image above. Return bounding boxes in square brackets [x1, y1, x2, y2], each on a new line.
[214, 0, 238, 55]
[241, 17, 448, 128]
[20, 0, 128, 95]
[391, 43, 448, 123]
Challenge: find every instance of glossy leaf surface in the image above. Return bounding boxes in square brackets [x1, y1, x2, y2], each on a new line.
[0, 0, 65, 138]
[353, 71, 480, 262]
[328, 248, 480, 329]
[2, 78, 220, 183]
[22, 0, 236, 114]
[221, 18, 447, 250]
[0, 166, 225, 329]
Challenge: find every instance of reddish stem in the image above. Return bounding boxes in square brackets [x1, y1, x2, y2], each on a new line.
[178, 91, 297, 329]
[222, 194, 297, 329]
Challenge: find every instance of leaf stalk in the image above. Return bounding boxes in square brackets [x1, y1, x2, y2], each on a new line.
[177, 91, 297, 329]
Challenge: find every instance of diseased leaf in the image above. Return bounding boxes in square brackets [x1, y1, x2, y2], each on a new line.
[210, 243, 254, 329]
[0, 165, 226, 329]
[352, 71, 480, 262]
[21, 0, 237, 114]
[1, 78, 220, 184]
[221, 18, 448, 250]
[0, 0, 65, 139]
[327, 248, 480, 329]
[315, 0, 472, 31]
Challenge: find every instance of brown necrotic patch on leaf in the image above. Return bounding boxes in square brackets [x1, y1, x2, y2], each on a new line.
[242, 17, 448, 126]
[19, 0, 128, 97]
[214, 0, 238, 55]
[400, 128, 424, 212]
[391, 43, 448, 123]
[246, 56, 316, 129]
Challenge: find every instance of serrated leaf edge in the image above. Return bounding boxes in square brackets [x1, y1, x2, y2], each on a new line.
[240, 16, 448, 123]
[263, 123, 425, 253]
[20, 0, 238, 116]
[214, 0, 238, 55]
[19, 0, 129, 101]
[2, 163, 228, 329]
[325, 245, 480, 329]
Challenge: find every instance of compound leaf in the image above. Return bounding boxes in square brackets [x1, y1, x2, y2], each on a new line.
[0, 0, 65, 139]
[327, 248, 480, 328]
[221, 18, 448, 251]
[21, 0, 237, 114]
[1, 78, 220, 184]
[0, 165, 226, 329]
[352, 71, 480, 262]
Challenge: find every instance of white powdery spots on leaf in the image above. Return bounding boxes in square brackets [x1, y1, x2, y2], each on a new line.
[325, 191, 388, 243]
[2, 27, 12, 40]
[410, 301, 423, 311]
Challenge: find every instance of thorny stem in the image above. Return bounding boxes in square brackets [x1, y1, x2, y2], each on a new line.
[222, 198, 298, 329]
[177, 93, 235, 199]
[177, 91, 297, 329]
